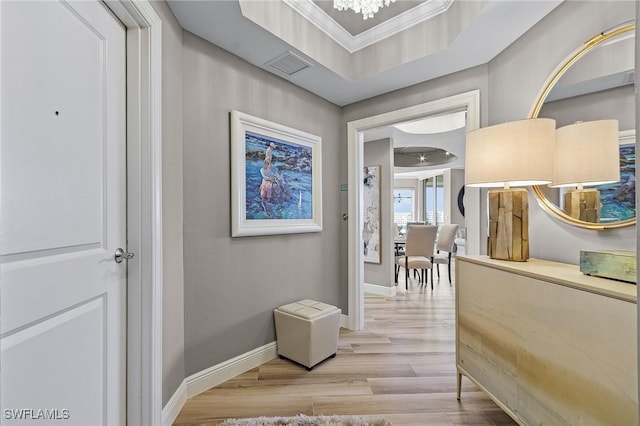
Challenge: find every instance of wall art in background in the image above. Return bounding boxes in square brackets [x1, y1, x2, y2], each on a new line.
[363, 165, 381, 264]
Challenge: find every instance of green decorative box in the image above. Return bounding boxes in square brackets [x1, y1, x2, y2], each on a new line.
[580, 250, 637, 284]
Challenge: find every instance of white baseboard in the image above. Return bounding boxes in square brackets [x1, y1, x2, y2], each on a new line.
[186, 341, 278, 398]
[339, 313, 349, 329]
[161, 379, 187, 426]
[161, 341, 278, 426]
[363, 282, 396, 297]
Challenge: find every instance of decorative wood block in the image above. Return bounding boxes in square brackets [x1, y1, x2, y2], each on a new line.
[487, 188, 528, 261]
[563, 188, 600, 223]
[580, 250, 637, 284]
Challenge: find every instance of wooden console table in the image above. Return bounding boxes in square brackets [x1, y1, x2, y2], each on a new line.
[456, 255, 637, 426]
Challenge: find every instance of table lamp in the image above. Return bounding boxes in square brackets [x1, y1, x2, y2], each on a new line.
[465, 118, 556, 261]
[551, 120, 620, 223]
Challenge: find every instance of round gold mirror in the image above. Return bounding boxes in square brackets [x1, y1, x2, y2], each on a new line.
[530, 24, 636, 230]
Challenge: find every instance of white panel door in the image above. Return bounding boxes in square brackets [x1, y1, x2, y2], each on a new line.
[1, 1, 127, 424]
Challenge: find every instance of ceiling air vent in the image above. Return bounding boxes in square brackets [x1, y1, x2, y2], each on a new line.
[266, 51, 312, 76]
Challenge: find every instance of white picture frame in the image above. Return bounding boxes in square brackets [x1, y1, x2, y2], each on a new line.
[231, 111, 322, 237]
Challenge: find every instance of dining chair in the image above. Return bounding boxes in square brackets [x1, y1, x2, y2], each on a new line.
[394, 221, 424, 284]
[405, 221, 425, 230]
[394, 236, 404, 284]
[404, 221, 426, 278]
[433, 224, 459, 284]
[396, 224, 437, 290]
[394, 241, 402, 284]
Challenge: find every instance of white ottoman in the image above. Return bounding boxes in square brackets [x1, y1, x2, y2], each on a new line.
[274, 299, 341, 370]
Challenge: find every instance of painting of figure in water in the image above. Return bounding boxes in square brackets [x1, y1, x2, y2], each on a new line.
[231, 111, 322, 237]
[596, 142, 635, 222]
[245, 130, 313, 220]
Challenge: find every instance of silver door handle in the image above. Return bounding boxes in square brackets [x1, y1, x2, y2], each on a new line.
[114, 248, 135, 264]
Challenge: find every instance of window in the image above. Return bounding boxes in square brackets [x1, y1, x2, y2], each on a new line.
[424, 175, 444, 226]
[393, 189, 414, 233]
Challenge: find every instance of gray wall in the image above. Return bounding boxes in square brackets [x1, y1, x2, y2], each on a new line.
[487, 0, 636, 264]
[342, 65, 489, 125]
[540, 86, 635, 130]
[364, 138, 394, 288]
[151, 1, 186, 407]
[182, 31, 343, 376]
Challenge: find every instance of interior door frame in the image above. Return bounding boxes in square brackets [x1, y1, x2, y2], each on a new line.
[103, 1, 163, 423]
[346, 90, 481, 330]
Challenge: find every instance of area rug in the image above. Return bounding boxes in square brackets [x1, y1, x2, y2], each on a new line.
[219, 414, 392, 426]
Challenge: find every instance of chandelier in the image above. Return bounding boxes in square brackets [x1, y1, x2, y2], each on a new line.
[333, 0, 397, 20]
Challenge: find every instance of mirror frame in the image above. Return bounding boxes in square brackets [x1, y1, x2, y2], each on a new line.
[529, 23, 636, 230]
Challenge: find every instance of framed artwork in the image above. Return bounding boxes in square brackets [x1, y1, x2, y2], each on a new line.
[231, 111, 322, 237]
[363, 165, 381, 264]
[595, 130, 636, 222]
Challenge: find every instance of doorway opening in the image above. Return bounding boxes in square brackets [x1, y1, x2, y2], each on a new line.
[346, 90, 481, 330]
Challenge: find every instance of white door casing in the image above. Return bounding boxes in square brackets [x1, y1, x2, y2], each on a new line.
[100, 1, 165, 423]
[346, 91, 481, 330]
[1, 1, 126, 424]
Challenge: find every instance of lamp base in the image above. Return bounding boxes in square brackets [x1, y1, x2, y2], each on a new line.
[563, 188, 600, 223]
[488, 188, 529, 261]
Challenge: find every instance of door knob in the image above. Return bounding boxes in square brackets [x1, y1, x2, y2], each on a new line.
[114, 248, 135, 264]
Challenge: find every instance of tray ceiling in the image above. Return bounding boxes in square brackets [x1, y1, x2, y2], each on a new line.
[167, 0, 563, 105]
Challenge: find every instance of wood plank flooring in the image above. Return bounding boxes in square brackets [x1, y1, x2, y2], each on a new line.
[173, 263, 517, 425]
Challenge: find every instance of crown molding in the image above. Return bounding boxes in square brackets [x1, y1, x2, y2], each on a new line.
[283, 0, 454, 53]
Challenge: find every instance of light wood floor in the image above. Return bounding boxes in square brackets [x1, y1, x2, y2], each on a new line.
[173, 264, 517, 425]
